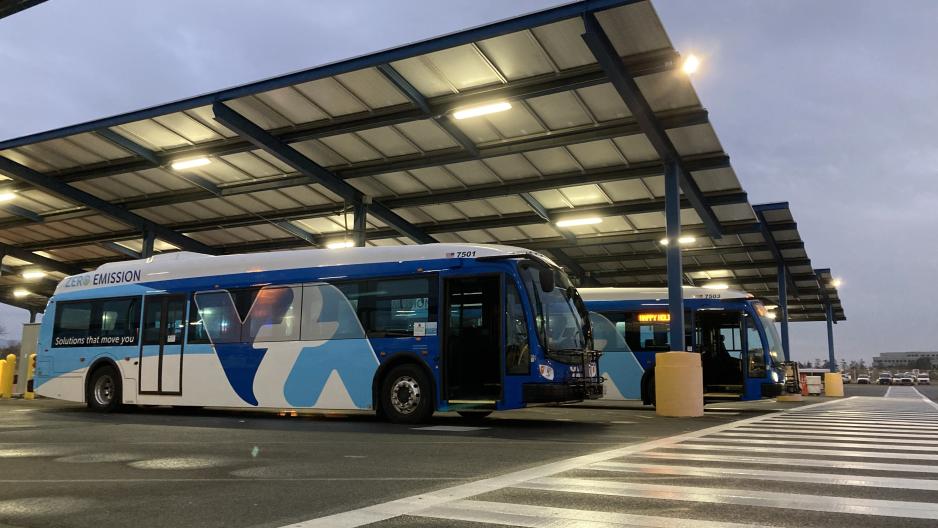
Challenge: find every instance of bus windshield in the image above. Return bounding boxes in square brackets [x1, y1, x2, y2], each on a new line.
[752, 301, 782, 365]
[521, 264, 588, 357]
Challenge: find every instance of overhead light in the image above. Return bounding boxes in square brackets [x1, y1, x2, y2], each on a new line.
[12, 289, 29, 298]
[831, 278, 843, 288]
[682, 54, 701, 75]
[0, 192, 15, 202]
[703, 282, 729, 290]
[452, 101, 512, 120]
[22, 270, 46, 280]
[326, 240, 354, 249]
[170, 157, 211, 171]
[659, 236, 696, 246]
[764, 304, 778, 310]
[765, 312, 777, 320]
[556, 217, 602, 228]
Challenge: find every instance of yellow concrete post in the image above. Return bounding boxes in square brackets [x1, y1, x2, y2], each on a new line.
[0, 355, 13, 399]
[24, 353, 36, 400]
[824, 372, 844, 397]
[655, 352, 704, 417]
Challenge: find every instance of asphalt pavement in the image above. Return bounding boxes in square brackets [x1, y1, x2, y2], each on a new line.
[1, 387, 936, 528]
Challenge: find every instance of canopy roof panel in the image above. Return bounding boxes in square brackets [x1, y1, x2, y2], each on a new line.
[0, 0, 843, 322]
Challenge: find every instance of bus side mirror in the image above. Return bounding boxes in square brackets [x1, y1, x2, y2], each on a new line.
[539, 268, 555, 292]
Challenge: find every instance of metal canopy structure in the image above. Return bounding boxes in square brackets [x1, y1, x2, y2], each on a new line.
[0, 0, 845, 335]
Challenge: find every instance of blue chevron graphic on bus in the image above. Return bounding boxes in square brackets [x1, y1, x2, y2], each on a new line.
[195, 283, 377, 407]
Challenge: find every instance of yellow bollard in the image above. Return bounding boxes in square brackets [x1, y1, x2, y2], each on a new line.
[0, 357, 12, 399]
[24, 353, 36, 400]
[655, 352, 704, 417]
[824, 372, 844, 397]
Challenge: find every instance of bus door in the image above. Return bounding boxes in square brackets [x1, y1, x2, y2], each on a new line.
[138, 294, 186, 395]
[696, 309, 744, 388]
[443, 275, 501, 404]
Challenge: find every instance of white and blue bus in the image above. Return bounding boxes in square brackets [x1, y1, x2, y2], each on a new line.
[580, 287, 784, 403]
[35, 244, 601, 423]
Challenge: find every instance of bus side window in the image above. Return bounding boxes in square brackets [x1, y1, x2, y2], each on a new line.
[301, 283, 366, 341]
[336, 278, 436, 338]
[246, 286, 302, 342]
[53, 301, 95, 345]
[99, 297, 140, 345]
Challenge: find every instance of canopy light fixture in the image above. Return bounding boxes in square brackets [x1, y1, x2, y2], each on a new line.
[326, 240, 354, 249]
[831, 278, 843, 288]
[452, 101, 512, 120]
[0, 192, 15, 202]
[12, 289, 30, 298]
[764, 304, 778, 310]
[22, 270, 46, 280]
[765, 312, 777, 320]
[659, 236, 696, 246]
[170, 157, 211, 171]
[703, 282, 729, 290]
[682, 54, 701, 75]
[555, 217, 602, 228]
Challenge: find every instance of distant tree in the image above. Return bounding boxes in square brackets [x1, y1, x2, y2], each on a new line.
[914, 357, 932, 371]
[859, 359, 867, 369]
[814, 358, 822, 368]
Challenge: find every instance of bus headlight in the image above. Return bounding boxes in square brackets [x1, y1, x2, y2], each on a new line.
[771, 371, 779, 383]
[538, 364, 554, 381]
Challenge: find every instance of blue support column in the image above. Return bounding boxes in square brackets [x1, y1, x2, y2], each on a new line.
[826, 302, 837, 372]
[353, 200, 368, 247]
[664, 160, 684, 351]
[142, 230, 155, 259]
[777, 263, 791, 362]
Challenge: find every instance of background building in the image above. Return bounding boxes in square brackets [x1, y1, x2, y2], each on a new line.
[872, 351, 938, 369]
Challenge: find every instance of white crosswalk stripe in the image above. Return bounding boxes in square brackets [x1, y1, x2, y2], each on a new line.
[285, 395, 938, 527]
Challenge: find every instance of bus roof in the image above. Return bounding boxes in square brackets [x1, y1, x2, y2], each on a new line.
[53, 243, 555, 295]
[578, 287, 752, 302]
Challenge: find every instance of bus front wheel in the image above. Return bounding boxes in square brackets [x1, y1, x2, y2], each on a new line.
[381, 364, 433, 424]
[86, 365, 123, 413]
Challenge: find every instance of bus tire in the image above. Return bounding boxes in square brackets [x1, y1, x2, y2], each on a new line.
[457, 410, 492, 421]
[86, 365, 122, 413]
[641, 371, 656, 406]
[381, 364, 433, 424]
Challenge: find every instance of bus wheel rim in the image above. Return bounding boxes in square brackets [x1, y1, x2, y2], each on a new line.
[390, 376, 420, 415]
[94, 375, 114, 406]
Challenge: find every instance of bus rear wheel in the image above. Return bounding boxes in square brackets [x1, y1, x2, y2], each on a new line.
[381, 364, 433, 424]
[87, 365, 122, 413]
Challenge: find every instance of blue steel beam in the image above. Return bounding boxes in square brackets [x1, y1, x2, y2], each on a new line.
[581, 12, 722, 240]
[0, 156, 216, 255]
[99, 241, 141, 260]
[0, 241, 83, 275]
[0, 203, 42, 223]
[814, 267, 837, 371]
[97, 129, 161, 166]
[274, 221, 317, 246]
[376, 64, 480, 157]
[212, 102, 435, 245]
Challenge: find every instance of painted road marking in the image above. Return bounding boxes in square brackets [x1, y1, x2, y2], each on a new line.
[412, 499, 764, 528]
[283, 395, 938, 527]
[588, 461, 938, 490]
[516, 477, 938, 520]
[280, 399, 846, 527]
[634, 451, 938, 474]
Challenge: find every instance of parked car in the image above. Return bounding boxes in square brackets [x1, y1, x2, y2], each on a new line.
[841, 373, 851, 384]
[898, 372, 915, 385]
[918, 374, 931, 385]
[856, 375, 870, 384]
[878, 372, 893, 385]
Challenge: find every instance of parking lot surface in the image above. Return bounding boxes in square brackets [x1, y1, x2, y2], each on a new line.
[2, 388, 937, 528]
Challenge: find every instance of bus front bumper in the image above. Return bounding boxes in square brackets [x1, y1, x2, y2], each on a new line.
[761, 382, 784, 398]
[523, 380, 603, 404]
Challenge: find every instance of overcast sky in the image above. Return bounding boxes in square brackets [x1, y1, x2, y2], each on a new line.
[1, 0, 935, 363]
